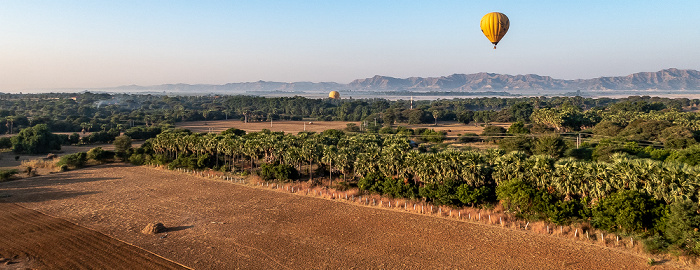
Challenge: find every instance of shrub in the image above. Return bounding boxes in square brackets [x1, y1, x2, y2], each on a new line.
[358, 172, 387, 194]
[643, 234, 670, 254]
[498, 135, 533, 154]
[58, 164, 68, 171]
[592, 140, 632, 162]
[565, 147, 593, 160]
[420, 129, 446, 143]
[57, 152, 88, 169]
[82, 129, 120, 144]
[276, 164, 299, 181]
[456, 184, 494, 207]
[0, 169, 18, 181]
[221, 128, 246, 136]
[344, 123, 360, 133]
[546, 199, 588, 225]
[592, 120, 624, 137]
[87, 147, 112, 163]
[0, 137, 12, 149]
[381, 177, 418, 199]
[496, 179, 559, 218]
[196, 154, 211, 169]
[666, 144, 700, 166]
[395, 126, 414, 136]
[258, 163, 276, 180]
[664, 200, 700, 255]
[644, 147, 671, 161]
[532, 135, 567, 158]
[149, 154, 170, 166]
[378, 126, 394, 134]
[507, 121, 530, 134]
[481, 125, 507, 142]
[530, 123, 556, 134]
[592, 190, 666, 234]
[660, 126, 697, 149]
[419, 181, 461, 206]
[458, 133, 481, 143]
[124, 126, 163, 140]
[128, 153, 149, 166]
[67, 133, 81, 144]
[618, 119, 671, 142]
[167, 155, 197, 170]
[258, 163, 300, 181]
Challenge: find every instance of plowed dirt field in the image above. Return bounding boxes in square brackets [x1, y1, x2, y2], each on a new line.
[0, 203, 186, 269]
[175, 119, 511, 137]
[0, 164, 678, 269]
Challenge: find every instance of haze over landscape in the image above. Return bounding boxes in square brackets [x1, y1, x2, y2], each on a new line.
[1, 1, 699, 92]
[92, 68, 700, 93]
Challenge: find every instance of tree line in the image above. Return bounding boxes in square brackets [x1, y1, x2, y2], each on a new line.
[1, 92, 699, 135]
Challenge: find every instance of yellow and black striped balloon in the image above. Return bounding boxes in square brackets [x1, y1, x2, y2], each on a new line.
[480, 12, 510, 49]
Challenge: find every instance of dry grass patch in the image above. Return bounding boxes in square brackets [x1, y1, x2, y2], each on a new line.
[19, 158, 61, 176]
[21, 158, 59, 169]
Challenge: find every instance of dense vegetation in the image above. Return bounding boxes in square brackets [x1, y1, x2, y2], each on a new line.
[1, 93, 698, 133]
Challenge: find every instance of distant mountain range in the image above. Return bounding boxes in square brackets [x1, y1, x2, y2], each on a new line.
[100, 68, 700, 93]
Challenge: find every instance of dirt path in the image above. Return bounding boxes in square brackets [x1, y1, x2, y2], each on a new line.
[0, 164, 677, 269]
[0, 202, 186, 269]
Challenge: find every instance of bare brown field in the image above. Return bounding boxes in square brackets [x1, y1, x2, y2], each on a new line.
[176, 119, 511, 137]
[176, 120, 360, 134]
[401, 121, 512, 137]
[0, 164, 680, 269]
[0, 202, 186, 269]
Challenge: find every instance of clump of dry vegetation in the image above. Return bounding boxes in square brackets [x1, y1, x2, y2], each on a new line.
[21, 158, 60, 170]
[20, 157, 61, 174]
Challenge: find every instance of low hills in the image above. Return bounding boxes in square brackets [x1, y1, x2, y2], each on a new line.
[347, 68, 700, 91]
[102, 68, 700, 92]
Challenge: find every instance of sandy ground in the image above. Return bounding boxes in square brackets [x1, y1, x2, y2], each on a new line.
[0, 164, 680, 269]
[176, 119, 511, 137]
[176, 120, 359, 135]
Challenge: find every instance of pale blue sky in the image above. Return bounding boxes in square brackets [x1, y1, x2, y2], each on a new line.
[0, 1, 698, 91]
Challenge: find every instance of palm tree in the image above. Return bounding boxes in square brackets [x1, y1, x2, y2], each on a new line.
[243, 137, 260, 174]
[432, 110, 440, 126]
[307, 140, 323, 183]
[525, 155, 555, 190]
[80, 122, 91, 134]
[5, 116, 16, 134]
[322, 145, 338, 185]
[492, 151, 527, 185]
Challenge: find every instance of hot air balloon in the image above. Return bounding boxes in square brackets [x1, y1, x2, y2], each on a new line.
[328, 91, 340, 99]
[480, 12, 509, 49]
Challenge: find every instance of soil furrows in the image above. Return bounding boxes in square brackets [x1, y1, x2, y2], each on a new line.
[0, 202, 187, 270]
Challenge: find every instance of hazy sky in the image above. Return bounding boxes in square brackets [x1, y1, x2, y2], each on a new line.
[1, 0, 698, 91]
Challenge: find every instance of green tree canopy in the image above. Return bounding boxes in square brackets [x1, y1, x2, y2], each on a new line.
[11, 124, 61, 154]
[113, 135, 133, 154]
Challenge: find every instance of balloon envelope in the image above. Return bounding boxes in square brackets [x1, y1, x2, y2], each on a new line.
[480, 12, 509, 47]
[329, 91, 340, 99]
